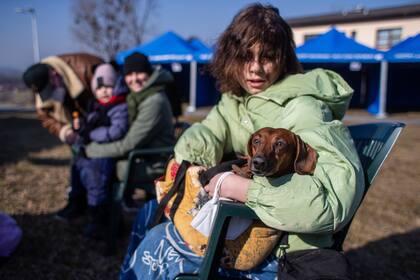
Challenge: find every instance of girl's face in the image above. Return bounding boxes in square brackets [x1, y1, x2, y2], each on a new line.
[239, 44, 281, 95]
[95, 86, 113, 103]
[124, 72, 150, 93]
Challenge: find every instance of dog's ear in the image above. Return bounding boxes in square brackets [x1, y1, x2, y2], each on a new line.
[294, 135, 317, 175]
[247, 133, 255, 157]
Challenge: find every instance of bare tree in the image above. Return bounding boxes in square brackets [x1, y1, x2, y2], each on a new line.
[71, 0, 158, 60]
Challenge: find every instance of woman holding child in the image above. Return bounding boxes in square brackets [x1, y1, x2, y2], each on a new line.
[120, 3, 364, 279]
[85, 52, 175, 190]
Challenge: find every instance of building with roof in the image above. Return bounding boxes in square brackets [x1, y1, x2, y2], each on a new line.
[288, 3, 420, 50]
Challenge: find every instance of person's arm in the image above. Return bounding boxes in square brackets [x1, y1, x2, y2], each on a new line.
[36, 109, 64, 136]
[85, 95, 162, 158]
[174, 96, 232, 167]
[237, 97, 363, 234]
[89, 104, 129, 143]
[204, 172, 250, 202]
[36, 108, 75, 143]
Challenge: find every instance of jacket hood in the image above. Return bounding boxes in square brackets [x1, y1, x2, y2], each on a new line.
[113, 75, 129, 97]
[41, 56, 84, 99]
[139, 65, 174, 93]
[248, 68, 353, 120]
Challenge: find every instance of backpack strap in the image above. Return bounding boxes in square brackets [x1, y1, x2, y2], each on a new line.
[169, 165, 188, 220]
[148, 160, 190, 229]
[149, 158, 247, 229]
[277, 231, 292, 276]
[171, 158, 247, 221]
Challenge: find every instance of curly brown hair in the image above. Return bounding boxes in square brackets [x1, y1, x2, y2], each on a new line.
[209, 3, 302, 96]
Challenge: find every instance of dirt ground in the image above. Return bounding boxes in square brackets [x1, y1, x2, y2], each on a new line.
[0, 109, 419, 280]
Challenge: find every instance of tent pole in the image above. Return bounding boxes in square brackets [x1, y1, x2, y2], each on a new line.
[186, 61, 197, 113]
[377, 60, 388, 118]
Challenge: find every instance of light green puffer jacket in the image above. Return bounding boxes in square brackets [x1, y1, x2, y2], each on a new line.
[174, 68, 365, 255]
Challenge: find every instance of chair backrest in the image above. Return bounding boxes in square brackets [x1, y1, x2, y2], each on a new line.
[332, 121, 405, 250]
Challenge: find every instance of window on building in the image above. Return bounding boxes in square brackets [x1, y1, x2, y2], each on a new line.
[304, 34, 320, 42]
[376, 28, 402, 50]
[350, 31, 357, 39]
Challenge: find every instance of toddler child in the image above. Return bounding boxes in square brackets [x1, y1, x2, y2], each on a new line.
[71, 63, 128, 238]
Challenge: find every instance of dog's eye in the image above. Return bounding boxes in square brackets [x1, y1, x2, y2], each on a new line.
[275, 139, 286, 147]
[253, 138, 261, 145]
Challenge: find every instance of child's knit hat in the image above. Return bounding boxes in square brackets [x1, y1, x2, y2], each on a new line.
[91, 63, 117, 92]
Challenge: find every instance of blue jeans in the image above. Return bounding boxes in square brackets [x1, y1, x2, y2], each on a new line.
[120, 200, 279, 280]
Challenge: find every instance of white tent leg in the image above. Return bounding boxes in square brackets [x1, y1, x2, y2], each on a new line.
[186, 61, 197, 113]
[376, 60, 388, 119]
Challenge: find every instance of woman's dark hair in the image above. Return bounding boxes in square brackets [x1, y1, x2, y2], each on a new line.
[209, 3, 302, 96]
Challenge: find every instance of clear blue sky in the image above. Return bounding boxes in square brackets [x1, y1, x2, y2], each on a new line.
[0, 0, 418, 70]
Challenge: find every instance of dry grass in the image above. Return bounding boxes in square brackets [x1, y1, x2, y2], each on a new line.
[0, 110, 419, 279]
[0, 112, 128, 280]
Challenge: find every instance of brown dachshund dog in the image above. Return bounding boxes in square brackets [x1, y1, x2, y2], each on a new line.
[233, 127, 318, 178]
[191, 127, 317, 214]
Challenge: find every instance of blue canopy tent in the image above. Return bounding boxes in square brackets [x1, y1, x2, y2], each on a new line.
[115, 31, 194, 113]
[187, 38, 218, 110]
[115, 31, 195, 64]
[296, 28, 385, 116]
[382, 34, 420, 113]
[116, 32, 217, 112]
[296, 28, 383, 62]
[189, 38, 213, 63]
[385, 34, 420, 62]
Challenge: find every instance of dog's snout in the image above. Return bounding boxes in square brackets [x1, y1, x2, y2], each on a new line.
[252, 156, 266, 170]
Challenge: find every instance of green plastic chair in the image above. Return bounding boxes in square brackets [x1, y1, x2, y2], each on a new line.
[107, 121, 190, 254]
[175, 121, 405, 280]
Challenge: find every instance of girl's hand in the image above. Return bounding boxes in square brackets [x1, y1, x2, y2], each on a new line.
[203, 172, 225, 197]
[204, 173, 251, 202]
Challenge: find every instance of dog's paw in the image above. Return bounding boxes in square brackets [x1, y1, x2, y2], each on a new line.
[232, 164, 253, 178]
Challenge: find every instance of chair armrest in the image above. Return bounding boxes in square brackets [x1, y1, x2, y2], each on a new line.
[176, 201, 257, 280]
[199, 200, 257, 279]
[215, 200, 258, 219]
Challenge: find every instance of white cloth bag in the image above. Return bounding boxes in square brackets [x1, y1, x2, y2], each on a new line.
[190, 172, 252, 240]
